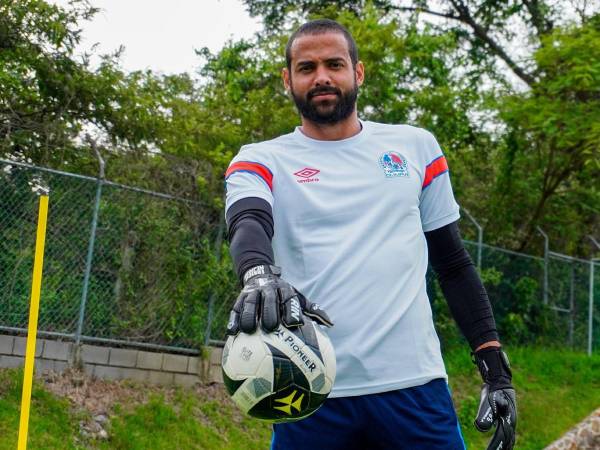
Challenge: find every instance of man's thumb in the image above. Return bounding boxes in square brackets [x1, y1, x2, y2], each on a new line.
[474, 384, 495, 432]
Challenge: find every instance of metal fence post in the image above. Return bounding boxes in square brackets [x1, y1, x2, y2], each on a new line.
[569, 261, 575, 347]
[204, 211, 225, 346]
[537, 227, 549, 305]
[75, 146, 105, 345]
[589, 259, 597, 356]
[589, 236, 600, 356]
[461, 208, 483, 269]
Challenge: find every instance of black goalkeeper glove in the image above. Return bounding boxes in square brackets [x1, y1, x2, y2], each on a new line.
[226, 264, 333, 335]
[472, 347, 517, 450]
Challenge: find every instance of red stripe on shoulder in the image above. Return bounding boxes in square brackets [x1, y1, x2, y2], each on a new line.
[422, 155, 449, 189]
[225, 161, 273, 191]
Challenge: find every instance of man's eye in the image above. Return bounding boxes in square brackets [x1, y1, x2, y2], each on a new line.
[330, 62, 342, 68]
[299, 66, 312, 72]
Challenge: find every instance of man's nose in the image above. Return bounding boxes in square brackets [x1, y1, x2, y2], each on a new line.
[314, 65, 332, 86]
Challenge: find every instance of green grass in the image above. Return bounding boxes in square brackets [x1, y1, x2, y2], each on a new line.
[96, 390, 271, 450]
[0, 347, 598, 449]
[0, 369, 85, 450]
[446, 346, 600, 450]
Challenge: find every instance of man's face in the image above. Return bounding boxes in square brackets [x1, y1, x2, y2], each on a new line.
[283, 32, 364, 125]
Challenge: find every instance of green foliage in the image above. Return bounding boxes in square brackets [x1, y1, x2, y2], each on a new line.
[0, 0, 98, 166]
[494, 15, 600, 252]
[0, 0, 186, 166]
[502, 276, 540, 342]
[0, 0, 230, 213]
[3, 0, 599, 256]
[479, 267, 503, 286]
[197, 37, 298, 150]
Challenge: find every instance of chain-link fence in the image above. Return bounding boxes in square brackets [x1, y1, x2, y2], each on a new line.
[0, 158, 236, 354]
[1, 159, 599, 355]
[451, 241, 599, 354]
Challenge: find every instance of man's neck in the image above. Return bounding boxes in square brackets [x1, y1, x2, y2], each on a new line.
[299, 113, 361, 141]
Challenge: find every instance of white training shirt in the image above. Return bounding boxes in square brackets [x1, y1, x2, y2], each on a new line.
[225, 120, 460, 397]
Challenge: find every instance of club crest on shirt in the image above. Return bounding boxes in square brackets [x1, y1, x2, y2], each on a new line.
[379, 152, 409, 178]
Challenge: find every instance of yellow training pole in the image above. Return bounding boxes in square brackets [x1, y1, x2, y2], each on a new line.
[18, 195, 49, 450]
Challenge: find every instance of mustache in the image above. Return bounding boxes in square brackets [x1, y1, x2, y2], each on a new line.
[307, 86, 342, 99]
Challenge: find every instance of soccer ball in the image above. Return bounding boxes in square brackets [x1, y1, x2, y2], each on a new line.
[221, 321, 336, 422]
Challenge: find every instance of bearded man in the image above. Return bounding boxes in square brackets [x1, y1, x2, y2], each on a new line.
[224, 18, 517, 450]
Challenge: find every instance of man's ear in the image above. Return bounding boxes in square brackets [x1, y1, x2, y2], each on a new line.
[282, 68, 291, 92]
[356, 61, 365, 87]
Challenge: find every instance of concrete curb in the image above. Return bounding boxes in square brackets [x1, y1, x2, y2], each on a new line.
[0, 333, 223, 387]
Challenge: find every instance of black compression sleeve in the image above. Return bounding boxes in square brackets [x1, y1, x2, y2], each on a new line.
[226, 197, 275, 282]
[425, 221, 499, 350]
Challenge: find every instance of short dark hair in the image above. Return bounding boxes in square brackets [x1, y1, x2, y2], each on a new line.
[285, 19, 358, 71]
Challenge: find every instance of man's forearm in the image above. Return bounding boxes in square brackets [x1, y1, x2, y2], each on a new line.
[425, 221, 500, 350]
[226, 197, 275, 282]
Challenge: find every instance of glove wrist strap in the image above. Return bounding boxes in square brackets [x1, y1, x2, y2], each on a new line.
[242, 264, 281, 285]
[472, 347, 512, 387]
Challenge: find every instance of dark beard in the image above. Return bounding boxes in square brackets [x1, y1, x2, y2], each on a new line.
[291, 83, 358, 125]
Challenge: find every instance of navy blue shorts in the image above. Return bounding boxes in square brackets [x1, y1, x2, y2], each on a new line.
[270, 378, 466, 450]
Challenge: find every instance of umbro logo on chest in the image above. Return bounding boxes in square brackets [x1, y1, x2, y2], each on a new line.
[293, 167, 320, 184]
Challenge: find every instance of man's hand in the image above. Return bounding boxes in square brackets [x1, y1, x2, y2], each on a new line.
[226, 264, 333, 334]
[473, 347, 517, 450]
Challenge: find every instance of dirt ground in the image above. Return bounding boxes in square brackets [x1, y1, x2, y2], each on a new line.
[40, 368, 234, 441]
[41, 368, 228, 417]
